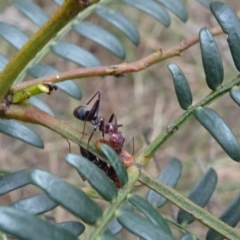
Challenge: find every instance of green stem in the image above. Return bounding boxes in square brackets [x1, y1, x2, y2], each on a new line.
[0, 0, 99, 102]
[137, 75, 240, 166]
[3, 102, 107, 161]
[14, 0, 112, 84]
[11, 23, 224, 94]
[139, 170, 240, 240]
[165, 217, 201, 240]
[89, 166, 139, 239]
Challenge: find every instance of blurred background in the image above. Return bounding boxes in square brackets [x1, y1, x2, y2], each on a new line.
[0, 0, 240, 239]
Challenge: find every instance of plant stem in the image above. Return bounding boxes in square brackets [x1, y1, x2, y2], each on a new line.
[139, 169, 240, 240]
[0, 0, 99, 102]
[14, 0, 112, 84]
[89, 166, 139, 239]
[3, 102, 107, 161]
[11, 24, 224, 94]
[137, 75, 240, 166]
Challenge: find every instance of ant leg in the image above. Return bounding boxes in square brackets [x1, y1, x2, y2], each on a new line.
[108, 113, 122, 128]
[100, 120, 105, 139]
[78, 98, 101, 146]
[108, 113, 119, 132]
[87, 124, 99, 151]
[85, 91, 101, 121]
[86, 91, 101, 105]
[86, 99, 100, 122]
[108, 113, 115, 123]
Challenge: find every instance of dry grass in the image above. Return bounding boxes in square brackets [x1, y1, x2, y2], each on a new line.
[0, 0, 240, 239]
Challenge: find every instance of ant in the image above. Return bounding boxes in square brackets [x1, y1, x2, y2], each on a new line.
[73, 91, 125, 154]
[73, 91, 135, 187]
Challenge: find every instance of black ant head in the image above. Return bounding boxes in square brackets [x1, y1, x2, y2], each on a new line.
[73, 105, 92, 121]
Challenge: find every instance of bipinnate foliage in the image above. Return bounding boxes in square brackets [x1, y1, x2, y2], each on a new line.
[0, 1, 240, 240]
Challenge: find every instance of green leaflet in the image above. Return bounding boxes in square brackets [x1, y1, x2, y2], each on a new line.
[128, 194, 172, 234]
[194, 107, 240, 161]
[65, 153, 118, 202]
[121, 0, 170, 27]
[12, 0, 48, 27]
[0, 22, 28, 49]
[177, 168, 217, 224]
[156, 0, 188, 22]
[95, 6, 140, 45]
[168, 63, 192, 110]
[147, 158, 182, 207]
[51, 41, 101, 67]
[230, 86, 240, 107]
[0, 207, 77, 240]
[73, 21, 126, 59]
[0, 120, 44, 148]
[57, 221, 85, 237]
[0, 169, 31, 195]
[99, 144, 128, 187]
[210, 2, 240, 71]
[9, 193, 58, 215]
[30, 169, 102, 224]
[116, 209, 175, 240]
[28, 97, 55, 117]
[206, 193, 240, 240]
[199, 27, 223, 90]
[28, 63, 82, 100]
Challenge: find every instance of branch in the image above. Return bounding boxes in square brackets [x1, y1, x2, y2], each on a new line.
[0, 0, 99, 102]
[3, 102, 106, 161]
[139, 169, 240, 240]
[11, 24, 224, 94]
[137, 75, 240, 166]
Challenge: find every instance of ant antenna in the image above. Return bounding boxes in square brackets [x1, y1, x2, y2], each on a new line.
[132, 136, 135, 156]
